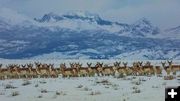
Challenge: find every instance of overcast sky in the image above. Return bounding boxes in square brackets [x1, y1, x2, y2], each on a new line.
[0, 0, 180, 29]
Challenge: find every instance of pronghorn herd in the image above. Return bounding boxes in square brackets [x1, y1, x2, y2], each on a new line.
[0, 61, 180, 80]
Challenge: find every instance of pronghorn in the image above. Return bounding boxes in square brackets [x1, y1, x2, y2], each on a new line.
[113, 62, 128, 77]
[102, 64, 114, 76]
[27, 64, 38, 78]
[48, 64, 58, 78]
[0, 64, 12, 80]
[95, 62, 103, 76]
[167, 60, 180, 75]
[87, 63, 96, 76]
[7, 64, 20, 79]
[142, 61, 155, 76]
[60, 63, 76, 77]
[154, 66, 162, 76]
[161, 61, 171, 76]
[36, 63, 50, 78]
[113, 61, 121, 77]
[161, 61, 175, 80]
[132, 62, 144, 76]
[117, 62, 128, 76]
[74, 63, 89, 77]
[18, 64, 30, 78]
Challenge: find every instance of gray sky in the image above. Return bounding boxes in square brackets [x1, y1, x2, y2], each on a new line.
[0, 0, 180, 29]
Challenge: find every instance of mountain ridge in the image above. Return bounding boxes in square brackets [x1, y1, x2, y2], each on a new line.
[0, 10, 180, 59]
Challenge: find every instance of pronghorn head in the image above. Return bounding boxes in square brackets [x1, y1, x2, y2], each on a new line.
[49, 64, 54, 69]
[145, 61, 151, 66]
[96, 62, 103, 72]
[167, 60, 172, 66]
[113, 62, 118, 67]
[161, 61, 166, 68]
[133, 62, 138, 67]
[34, 62, 40, 67]
[87, 63, 92, 68]
[12, 64, 19, 71]
[69, 63, 74, 68]
[123, 62, 128, 67]
[95, 62, 102, 68]
[60, 63, 66, 69]
[21, 64, 26, 68]
[114, 61, 121, 67]
[75, 63, 82, 69]
[35, 62, 41, 68]
[27, 64, 33, 70]
[138, 61, 143, 66]
[99, 62, 103, 67]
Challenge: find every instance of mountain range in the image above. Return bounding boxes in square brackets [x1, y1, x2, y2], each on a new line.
[0, 9, 180, 60]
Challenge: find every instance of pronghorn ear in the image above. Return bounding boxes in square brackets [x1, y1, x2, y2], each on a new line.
[169, 60, 172, 64]
[118, 62, 121, 65]
[140, 61, 143, 64]
[113, 63, 116, 66]
[101, 62, 103, 65]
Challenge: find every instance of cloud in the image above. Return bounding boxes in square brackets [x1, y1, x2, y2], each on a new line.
[102, 0, 180, 29]
[0, 0, 180, 29]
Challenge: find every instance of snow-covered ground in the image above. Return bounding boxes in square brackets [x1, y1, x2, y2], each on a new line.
[0, 76, 179, 101]
[0, 60, 180, 101]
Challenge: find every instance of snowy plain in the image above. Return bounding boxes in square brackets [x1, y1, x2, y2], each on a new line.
[0, 75, 179, 101]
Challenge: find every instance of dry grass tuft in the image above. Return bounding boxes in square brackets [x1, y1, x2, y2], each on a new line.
[41, 89, 48, 93]
[22, 80, 31, 86]
[96, 79, 111, 85]
[89, 91, 101, 95]
[83, 87, 92, 91]
[11, 91, 19, 96]
[77, 84, 83, 88]
[39, 80, 46, 84]
[132, 89, 141, 93]
[5, 84, 17, 89]
[37, 95, 43, 98]
[35, 84, 39, 87]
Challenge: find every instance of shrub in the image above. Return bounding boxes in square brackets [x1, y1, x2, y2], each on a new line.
[5, 84, 17, 89]
[77, 85, 83, 88]
[83, 87, 92, 91]
[39, 80, 46, 84]
[41, 89, 48, 93]
[90, 91, 101, 95]
[11, 91, 19, 96]
[35, 84, 39, 87]
[56, 91, 61, 95]
[37, 95, 43, 98]
[22, 80, 31, 86]
[133, 89, 141, 93]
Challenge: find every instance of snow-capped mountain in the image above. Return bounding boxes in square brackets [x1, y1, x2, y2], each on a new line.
[0, 10, 180, 59]
[34, 12, 159, 37]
